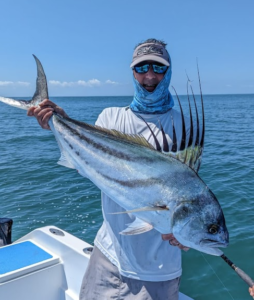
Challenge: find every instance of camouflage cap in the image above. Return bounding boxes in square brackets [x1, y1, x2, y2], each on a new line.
[130, 42, 170, 68]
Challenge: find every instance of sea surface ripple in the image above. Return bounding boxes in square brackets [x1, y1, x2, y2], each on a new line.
[0, 94, 254, 300]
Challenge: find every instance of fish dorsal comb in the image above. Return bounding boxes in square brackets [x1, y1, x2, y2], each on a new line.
[171, 67, 205, 172]
[108, 129, 156, 149]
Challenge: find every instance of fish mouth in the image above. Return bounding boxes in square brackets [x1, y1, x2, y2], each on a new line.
[200, 239, 228, 248]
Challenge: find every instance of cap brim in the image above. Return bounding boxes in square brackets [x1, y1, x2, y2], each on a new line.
[130, 55, 170, 68]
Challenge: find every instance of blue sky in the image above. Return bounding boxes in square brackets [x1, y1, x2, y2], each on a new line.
[0, 0, 253, 97]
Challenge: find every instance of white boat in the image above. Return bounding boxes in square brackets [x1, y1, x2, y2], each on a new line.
[0, 226, 193, 300]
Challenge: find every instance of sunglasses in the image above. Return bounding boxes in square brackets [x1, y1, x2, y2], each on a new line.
[133, 63, 168, 74]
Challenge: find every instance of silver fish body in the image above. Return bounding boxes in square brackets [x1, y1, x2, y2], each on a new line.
[50, 114, 228, 256]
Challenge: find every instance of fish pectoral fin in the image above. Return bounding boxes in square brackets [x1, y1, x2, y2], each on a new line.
[109, 206, 169, 215]
[57, 152, 75, 169]
[120, 218, 154, 235]
[53, 128, 76, 169]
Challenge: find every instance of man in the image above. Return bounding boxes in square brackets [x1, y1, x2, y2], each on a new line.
[28, 38, 188, 300]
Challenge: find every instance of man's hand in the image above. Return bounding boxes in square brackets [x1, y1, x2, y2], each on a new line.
[27, 99, 68, 130]
[162, 233, 189, 252]
[249, 286, 254, 298]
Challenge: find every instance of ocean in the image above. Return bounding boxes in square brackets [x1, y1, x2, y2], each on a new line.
[0, 94, 254, 300]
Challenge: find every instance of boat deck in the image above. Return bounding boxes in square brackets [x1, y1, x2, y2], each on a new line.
[0, 226, 193, 300]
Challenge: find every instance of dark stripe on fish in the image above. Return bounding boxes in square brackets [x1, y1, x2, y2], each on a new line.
[101, 173, 165, 188]
[56, 117, 155, 163]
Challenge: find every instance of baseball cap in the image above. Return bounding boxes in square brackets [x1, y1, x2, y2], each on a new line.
[130, 42, 170, 68]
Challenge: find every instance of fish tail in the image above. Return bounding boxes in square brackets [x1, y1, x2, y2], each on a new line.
[0, 55, 48, 110]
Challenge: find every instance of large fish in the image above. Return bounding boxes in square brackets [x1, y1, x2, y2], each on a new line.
[0, 55, 229, 256]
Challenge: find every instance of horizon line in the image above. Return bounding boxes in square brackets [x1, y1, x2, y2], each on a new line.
[6, 92, 254, 98]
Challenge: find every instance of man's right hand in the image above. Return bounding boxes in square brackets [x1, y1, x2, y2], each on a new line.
[249, 286, 254, 298]
[27, 99, 68, 130]
[162, 233, 189, 252]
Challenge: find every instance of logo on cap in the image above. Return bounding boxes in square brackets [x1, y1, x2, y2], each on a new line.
[137, 45, 163, 56]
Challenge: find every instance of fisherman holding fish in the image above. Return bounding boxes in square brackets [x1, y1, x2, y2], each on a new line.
[27, 39, 202, 299]
[1, 37, 253, 298]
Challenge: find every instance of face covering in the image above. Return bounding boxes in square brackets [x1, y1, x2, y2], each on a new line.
[129, 65, 174, 114]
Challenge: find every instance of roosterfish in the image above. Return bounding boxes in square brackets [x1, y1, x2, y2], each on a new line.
[0, 55, 229, 256]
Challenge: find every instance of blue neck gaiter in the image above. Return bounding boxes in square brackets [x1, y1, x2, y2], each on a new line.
[130, 65, 174, 114]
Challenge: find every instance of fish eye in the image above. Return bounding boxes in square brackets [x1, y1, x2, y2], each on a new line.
[208, 224, 218, 234]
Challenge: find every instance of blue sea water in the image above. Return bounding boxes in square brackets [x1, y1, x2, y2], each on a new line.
[0, 94, 254, 300]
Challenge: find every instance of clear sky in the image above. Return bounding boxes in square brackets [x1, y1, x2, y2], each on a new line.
[0, 0, 253, 97]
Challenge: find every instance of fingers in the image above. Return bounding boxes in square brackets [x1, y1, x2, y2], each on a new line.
[168, 239, 189, 251]
[176, 244, 189, 252]
[39, 99, 57, 108]
[169, 239, 181, 247]
[27, 99, 53, 117]
[249, 287, 254, 298]
[34, 106, 54, 130]
[27, 99, 68, 130]
[162, 233, 174, 241]
[39, 99, 69, 118]
[162, 233, 190, 252]
[27, 106, 36, 116]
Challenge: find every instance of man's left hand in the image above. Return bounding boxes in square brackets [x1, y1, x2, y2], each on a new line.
[162, 234, 189, 252]
[249, 286, 254, 298]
